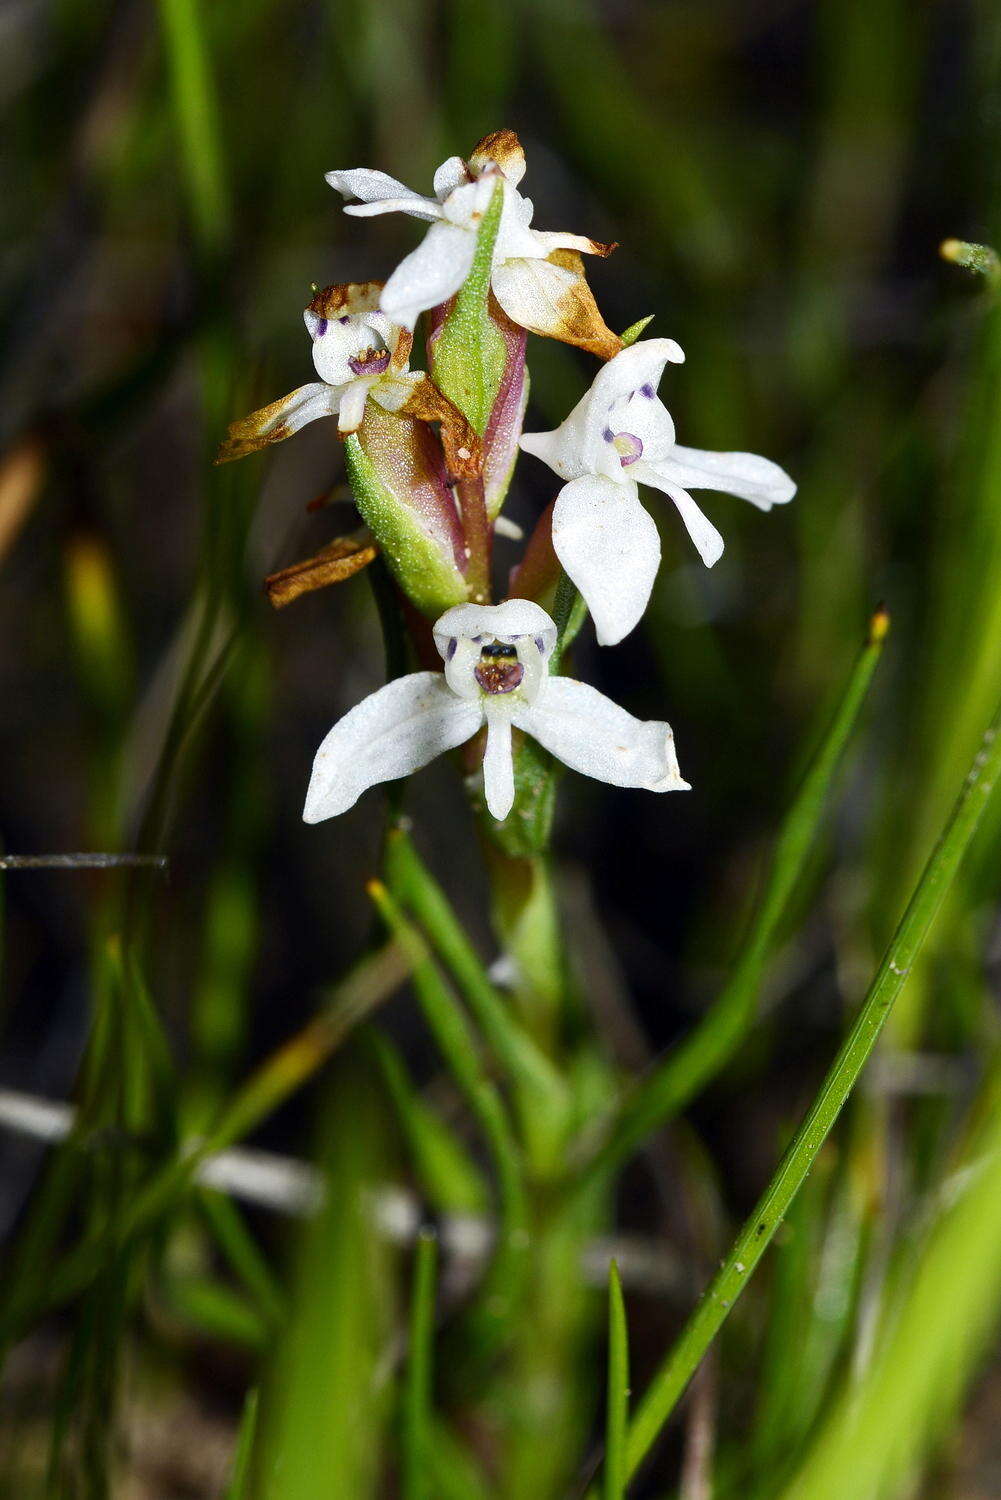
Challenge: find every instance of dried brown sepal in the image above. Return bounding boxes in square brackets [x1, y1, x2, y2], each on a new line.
[543, 249, 623, 361]
[400, 374, 483, 480]
[469, 129, 525, 183]
[264, 531, 378, 609]
[306, 280, 382, 321]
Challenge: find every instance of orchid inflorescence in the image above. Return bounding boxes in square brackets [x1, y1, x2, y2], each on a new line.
[218, 130, 795, 829]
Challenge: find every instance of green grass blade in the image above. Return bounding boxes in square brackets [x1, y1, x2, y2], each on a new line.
[384, 828, 568, 1112]
[402, 1229, 438, 1500]
[368, 882, 530, 1340]
[603, 1260, 629, 1500]
[620, 692, 1001, 1486]
[577, 608, 889, 1193]
[157, 0, 232, 256]
[367, 1030, 489, 1215]
[223, 1389, 259, 1500]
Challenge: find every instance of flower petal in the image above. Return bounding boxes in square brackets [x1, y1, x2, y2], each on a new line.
[380, 221, 477, 331]
[337, 378, 373, 434]
[482, 704, 515, 819]
[433, 155, 470, 199]
[532, 230, 617, 258]
[433, 599, 558, 657]
[655, 445, 797, 511]
[325, 168, 441, 220]
[303, 673, 481, 822]
[551, 475, 660, 645]
[492, 250, 622, 359]
[513, 677, 689, 793]
[214, 384, 340, 464]
[634, 467, 724, 567]
[520, 336, 685, 482]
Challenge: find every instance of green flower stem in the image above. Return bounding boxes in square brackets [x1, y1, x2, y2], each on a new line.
[619, 694, 1001, 1488]
[574, 609, 889, 1195]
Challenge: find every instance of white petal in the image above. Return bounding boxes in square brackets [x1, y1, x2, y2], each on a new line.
[482, 705, 515, 819]
[336, 378, 372, 434]
[216, 383, 342, 461]
[433, 599, 558, 656]
[493, 185, 548, 262]
[325, 168, 440, 220]
[514, 678, 689, 793]
[656, 445, 797, 511]
[635, 467, 724, 568]
[440, 175, 496, 229]
[379, 222, 476, 331]
[344, 198, 443, 220]
[303, 673, 481, 823]
[309, 318, 378, 386]
[551, 476, 660, 646]
[433, 155, 470, 199]
[519, 338, 684, 483]
[532, 229, 612, 256]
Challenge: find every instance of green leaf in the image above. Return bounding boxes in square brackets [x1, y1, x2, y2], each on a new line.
[617, 690, 1001, 1488]
[367, 1029, 489, 1216]
[430, 181, 507, 435]
[223, 1389, 259, 1500]
[345, 428, 469, 618]
[619, 314, 655, 347]
[402, 1229, 438, 1500]
[603, 1261, 629, 1500]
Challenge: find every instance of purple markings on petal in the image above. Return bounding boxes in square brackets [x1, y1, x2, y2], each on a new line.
[474, 641, 524, 696]
[640, 383, 655, 398]
[315, 318, 329, 337]
[349, 350, 391, 376]
[338, 316, 351, 325]
[602, 426, 614, 443]
[445, 639, 457, 661]
[613, 431, 644, 467]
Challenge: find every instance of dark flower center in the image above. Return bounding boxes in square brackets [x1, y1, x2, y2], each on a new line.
[474, 641, 524, 695]
[348, 347, 391, 376]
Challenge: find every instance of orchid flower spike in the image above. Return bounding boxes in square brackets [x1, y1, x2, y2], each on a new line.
[519, 339, 797, 645]
[216, 281, 477, 475]
[326, 130, 621, 357]
[303, 600, 689, 824]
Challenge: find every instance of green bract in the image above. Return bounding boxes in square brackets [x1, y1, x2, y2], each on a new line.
[430, 182, 508, 436]
[344, 431, 469, 618]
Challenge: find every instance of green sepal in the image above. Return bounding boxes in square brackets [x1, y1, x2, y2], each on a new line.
[430, 181, 508, 435]
[344, 430, 469, 618]
[620, 313, 655, 347]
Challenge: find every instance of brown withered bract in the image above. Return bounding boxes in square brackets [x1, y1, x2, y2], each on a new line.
[264, 531, 378, 609]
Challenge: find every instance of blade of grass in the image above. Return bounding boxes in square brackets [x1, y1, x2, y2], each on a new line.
[603, 1260, 629, 1500]
[576, 607, 889, 1194]
[223, 1389, 259, 1500]
[384, 828, 568, 1111]
[157, 0, 232, 256]
[368, 882, 529, 1340]
[402, 1229, 438, 1500]
[367, 1030, 489, 1216]
[616, 693, 1001, 1487]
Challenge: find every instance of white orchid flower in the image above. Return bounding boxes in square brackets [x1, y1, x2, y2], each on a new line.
[519, 339, 797, 646]
[326, 130, 621, 357]
[303, 600, 689, 824]
[217, 281, 478, 475]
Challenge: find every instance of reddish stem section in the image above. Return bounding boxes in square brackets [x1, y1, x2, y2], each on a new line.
[506, 498, 560, 603]
[456, 475, 492, 603]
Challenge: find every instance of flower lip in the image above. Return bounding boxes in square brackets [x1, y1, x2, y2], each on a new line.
[474, 642, 525, 696]
[348, 347, 391, 376]
[609, 431, 644, 467]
